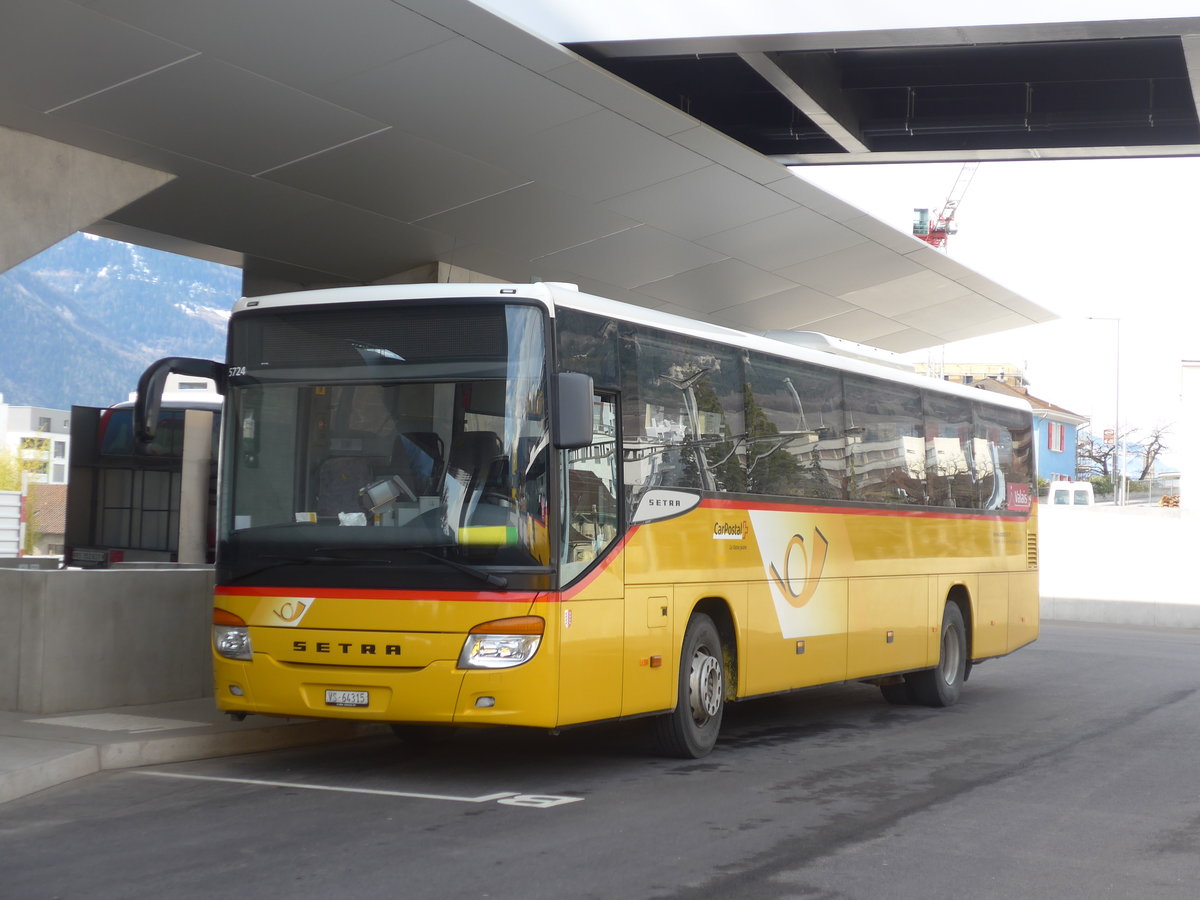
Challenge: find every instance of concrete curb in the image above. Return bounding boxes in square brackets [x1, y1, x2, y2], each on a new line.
[1042, 598, 1200, 630]
[92, 719, 383, 771]
[0, 738, 99, 805]
[0, 709, 386, 806]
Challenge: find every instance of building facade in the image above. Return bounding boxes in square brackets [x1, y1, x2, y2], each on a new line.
[0, 394, 71, 486]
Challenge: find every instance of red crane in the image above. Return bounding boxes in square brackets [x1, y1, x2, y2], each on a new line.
[913, 162, 979, 250]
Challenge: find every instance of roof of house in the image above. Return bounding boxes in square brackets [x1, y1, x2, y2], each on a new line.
[27, 483, 67, 535]
[972, 377, 1089, 426]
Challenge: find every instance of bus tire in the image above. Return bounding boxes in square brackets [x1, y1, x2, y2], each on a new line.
[655, 613, 725, 759]
[908, 601, 966, 707]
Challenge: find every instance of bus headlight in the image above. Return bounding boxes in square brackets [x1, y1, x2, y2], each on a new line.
[459, 616, 543, 669]
[214, 609, 253, 661]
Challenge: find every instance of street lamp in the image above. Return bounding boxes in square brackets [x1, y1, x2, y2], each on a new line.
[1089, 317, 1122, 505]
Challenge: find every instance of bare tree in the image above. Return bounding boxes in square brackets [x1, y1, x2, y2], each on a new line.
[1076, 430, 1122, 479]
[1078, 428, 1139, 477]
[1135, 423, 1171, 481]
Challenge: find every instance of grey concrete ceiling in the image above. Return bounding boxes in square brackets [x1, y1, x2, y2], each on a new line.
[573, 17, 1200, 164]
[0, 0, 1088, 351]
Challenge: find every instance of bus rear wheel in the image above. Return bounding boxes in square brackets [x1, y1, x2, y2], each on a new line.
[908, 601, 967, 707]
[655, 613, 725, 759]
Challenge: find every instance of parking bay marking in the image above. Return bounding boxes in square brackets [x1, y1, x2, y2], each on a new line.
[130, 770, 583, 808]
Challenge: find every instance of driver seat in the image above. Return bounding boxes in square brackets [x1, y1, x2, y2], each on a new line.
[316, 456, 373, 516]
[446, 431, 504, 525]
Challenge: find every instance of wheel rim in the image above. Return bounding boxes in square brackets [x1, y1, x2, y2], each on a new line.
[689, 646, 723, 724]
[940, 622, 962, 685]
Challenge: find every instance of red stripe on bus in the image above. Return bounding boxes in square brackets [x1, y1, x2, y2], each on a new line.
[559, 527, 640, 601]
[699, 496, 1028, 521]
[214, 586, 539, 603]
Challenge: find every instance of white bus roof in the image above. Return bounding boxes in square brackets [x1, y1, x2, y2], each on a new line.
[232, 283, 1032, 414]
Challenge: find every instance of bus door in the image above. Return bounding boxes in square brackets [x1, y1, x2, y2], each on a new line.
[556, 394, 625, 724]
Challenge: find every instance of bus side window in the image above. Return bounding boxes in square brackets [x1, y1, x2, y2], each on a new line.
[620, 325, 745, 502]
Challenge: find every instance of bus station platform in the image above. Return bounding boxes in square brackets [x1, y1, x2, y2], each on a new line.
[0, 698, 383, 806]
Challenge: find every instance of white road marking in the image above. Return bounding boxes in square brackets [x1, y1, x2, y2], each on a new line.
[129, 770, 582, 807]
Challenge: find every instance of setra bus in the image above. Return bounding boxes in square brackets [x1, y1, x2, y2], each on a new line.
[135, 281, 1038, 758]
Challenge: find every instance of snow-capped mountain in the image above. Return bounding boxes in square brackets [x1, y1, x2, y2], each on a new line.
[0, 234, 237, 410]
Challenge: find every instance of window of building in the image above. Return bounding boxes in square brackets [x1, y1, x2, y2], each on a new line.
[1047, 422, 1066, 453]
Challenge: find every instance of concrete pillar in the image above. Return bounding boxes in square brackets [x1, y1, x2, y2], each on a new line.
[0, 126, 174, 274]
[178, 410, 214, 566]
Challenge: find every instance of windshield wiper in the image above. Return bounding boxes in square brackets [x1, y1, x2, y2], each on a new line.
[228, 549, 508, 588]
[231, 553, 393, 581]
[414, 550, 508, 588]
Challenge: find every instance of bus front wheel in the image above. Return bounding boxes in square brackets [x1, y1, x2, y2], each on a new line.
[655, 613, 725, 759]
[908, 601, 967, 707]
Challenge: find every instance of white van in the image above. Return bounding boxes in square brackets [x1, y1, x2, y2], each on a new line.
[1046, 481, 1094, 507]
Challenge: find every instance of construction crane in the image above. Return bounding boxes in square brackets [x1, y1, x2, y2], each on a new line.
[913, 162, 979, 250]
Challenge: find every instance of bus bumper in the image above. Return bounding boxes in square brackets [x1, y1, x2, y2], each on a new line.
[213, 653, 560, 728]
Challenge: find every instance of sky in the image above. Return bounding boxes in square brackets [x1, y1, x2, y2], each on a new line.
[486, 0, 1200, 450]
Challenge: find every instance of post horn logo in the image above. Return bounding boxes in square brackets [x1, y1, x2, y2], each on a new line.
[273, 600, 308, 623]
[768, 529, 830, 609]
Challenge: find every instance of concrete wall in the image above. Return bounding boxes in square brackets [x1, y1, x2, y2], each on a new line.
[0, 568, 214, 714]
[1039, 503, 1200, 627]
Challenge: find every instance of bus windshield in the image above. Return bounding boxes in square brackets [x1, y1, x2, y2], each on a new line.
[219, 302, 551, 585]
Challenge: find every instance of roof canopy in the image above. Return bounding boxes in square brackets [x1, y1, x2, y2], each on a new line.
[17, 2, 1180, 349]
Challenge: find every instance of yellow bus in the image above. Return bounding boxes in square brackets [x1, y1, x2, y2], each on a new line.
[136, 282, 1038, 758]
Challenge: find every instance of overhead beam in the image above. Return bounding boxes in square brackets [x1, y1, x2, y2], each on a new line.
[737, 51, 869, 155]
[0, 127, 173, 274]
[771, 144, 1200, 166]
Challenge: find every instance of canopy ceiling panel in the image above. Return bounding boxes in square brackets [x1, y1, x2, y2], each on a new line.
[17, 0, 1179, 350]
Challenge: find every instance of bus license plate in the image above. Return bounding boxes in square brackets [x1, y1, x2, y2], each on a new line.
[325, 689, 369, 708]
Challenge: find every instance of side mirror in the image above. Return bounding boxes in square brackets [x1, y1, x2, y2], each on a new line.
[135, 357, 227, 443]
[553, 372, 594, 450]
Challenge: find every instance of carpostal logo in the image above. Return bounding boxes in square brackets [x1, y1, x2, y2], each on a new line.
[749, 510, 840, 640]
[713, 520, 750, 541]
[271, 599, 312, 626]
[768, 529, 829, 609]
